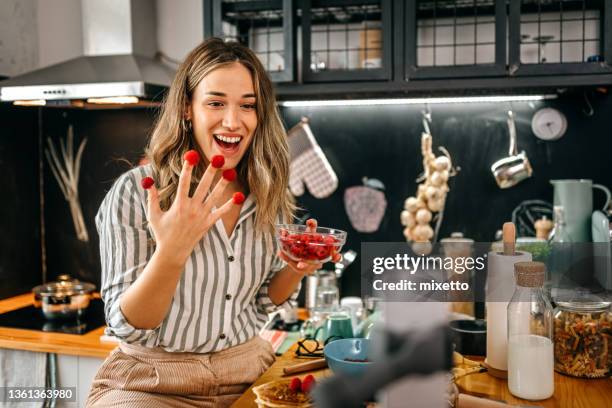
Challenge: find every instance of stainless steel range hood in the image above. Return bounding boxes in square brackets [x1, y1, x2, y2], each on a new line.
[0, 0, 175, 104]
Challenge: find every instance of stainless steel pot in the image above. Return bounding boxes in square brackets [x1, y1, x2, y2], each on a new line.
[32, 274, 96, 320]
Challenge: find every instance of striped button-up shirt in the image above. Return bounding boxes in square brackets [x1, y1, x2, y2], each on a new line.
[95, 165, 298, 352]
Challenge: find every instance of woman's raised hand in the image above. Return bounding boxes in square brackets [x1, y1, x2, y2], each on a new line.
[141, 151, 243, 264]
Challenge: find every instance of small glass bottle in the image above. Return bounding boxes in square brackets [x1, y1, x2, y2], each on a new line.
[550, 205, 572, 243]
[547, 206, 572, 300]
[315, 271, 339, 310]
[507, 261, 554, 400]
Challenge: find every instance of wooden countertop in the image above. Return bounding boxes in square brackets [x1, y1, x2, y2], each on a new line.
[232, 343, 612, 408]
[0, 293, 116, 359]
[231, 342, 331, 408]
[455, 356, 612, 407]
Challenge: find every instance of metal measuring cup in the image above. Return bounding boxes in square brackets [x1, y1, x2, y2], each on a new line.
[491, 111, 533, 189]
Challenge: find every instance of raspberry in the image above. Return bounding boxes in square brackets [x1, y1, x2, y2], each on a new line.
[183, 150, 200, 166]
[323, 236, 337, 244]
[233, 192, 245, 205]
[306, 219, 317, 230]
[211, 155, 225, 168]
[289, 377, 301, 393]
[315, 246, 329, 259]
[141, 177, 155, 190]
[222, 169, 237, 182]
[301, 375, 316, 393]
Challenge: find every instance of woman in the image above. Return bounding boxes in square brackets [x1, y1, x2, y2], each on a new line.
[87, 38, 327, 407]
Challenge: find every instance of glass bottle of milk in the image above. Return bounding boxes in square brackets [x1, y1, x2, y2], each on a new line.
[507, 261, 554, 400]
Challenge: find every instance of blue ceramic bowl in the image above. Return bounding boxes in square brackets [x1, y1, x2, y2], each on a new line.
[324, 338, 372, 377]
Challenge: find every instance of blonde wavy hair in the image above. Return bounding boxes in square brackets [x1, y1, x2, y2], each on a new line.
[145, 38, 295, 231]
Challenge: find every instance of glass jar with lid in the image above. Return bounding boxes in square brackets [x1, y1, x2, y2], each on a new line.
[553, 291, 611, 378]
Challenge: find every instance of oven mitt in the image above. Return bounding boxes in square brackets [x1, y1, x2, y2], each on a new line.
[344, 178, 387, 233]
[287, 118, 338, 199]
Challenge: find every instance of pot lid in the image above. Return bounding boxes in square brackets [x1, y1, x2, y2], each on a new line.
[440, 232, 474, 244]
[33, 274, 96, 297]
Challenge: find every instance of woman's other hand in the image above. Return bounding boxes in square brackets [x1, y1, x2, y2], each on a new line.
[142, 152, 239, 265]
[278, 251, 322, 276]
[277, 218, 341, 276]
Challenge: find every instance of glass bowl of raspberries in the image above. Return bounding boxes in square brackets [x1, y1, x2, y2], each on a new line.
[277, 223, 347, 264]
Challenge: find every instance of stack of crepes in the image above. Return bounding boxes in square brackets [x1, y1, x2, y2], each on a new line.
[252, 380, 314, 408]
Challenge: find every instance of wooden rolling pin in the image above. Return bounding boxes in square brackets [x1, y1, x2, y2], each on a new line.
[282, 358, 327, 376]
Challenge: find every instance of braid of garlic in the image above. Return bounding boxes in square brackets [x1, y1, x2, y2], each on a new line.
[401, 132, 456, 254]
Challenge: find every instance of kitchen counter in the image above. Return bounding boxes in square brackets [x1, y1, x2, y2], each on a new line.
[0, 293, 115, 359]
[3, 293, 609, 406]
[231, 342, 331, 408]
[232, 344, 612, 408]
[455, 356, 612, 407]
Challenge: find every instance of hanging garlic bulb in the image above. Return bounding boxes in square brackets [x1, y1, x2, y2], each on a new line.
[400, 129, 458, 249]
[434, 156, 451, 171]
[416, 208, 432, 224]
[401, 210, 416, 228]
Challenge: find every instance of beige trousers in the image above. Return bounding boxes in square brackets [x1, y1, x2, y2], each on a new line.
[86, 336, 275, 407]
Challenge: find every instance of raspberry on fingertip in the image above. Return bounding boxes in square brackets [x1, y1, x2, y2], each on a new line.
[211, 155, 225, 168]
[232, 192, 245, 205]
[222, 169, 237, 182]
[183, 150, 200, 166]
[141, 177, 155, 190]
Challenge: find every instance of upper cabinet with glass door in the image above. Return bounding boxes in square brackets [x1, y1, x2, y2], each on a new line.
[301, 0, 393, 82]
[203, 0, 612, 94]
[508, 0, 612, 75]
[404, 0, 506, 79]
[209, 0, 297, 82]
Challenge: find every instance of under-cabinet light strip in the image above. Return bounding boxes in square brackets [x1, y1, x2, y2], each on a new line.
[278, 95, 557, 107]
[13, 99, 47, 106]
[87, 96, 139, 104]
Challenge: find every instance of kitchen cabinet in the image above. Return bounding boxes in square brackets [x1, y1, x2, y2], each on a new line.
[56, 354, 103, 407]
[301, 0, 393, 82]
[508, 0, 612, 77]
[404, 0, 507, 79]
[0, 296, 114, 407]
[203, 0, 612, 97]
[208, 0, 297, 82]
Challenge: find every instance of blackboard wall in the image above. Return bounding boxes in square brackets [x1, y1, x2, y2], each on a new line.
[40, 108, 154, 288]
[0, 104, 41, 298]
[0, 91, 610, 300]
[280, 92, 612, 297]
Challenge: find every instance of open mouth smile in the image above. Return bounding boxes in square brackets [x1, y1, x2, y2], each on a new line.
[213, 134, 242, 154]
